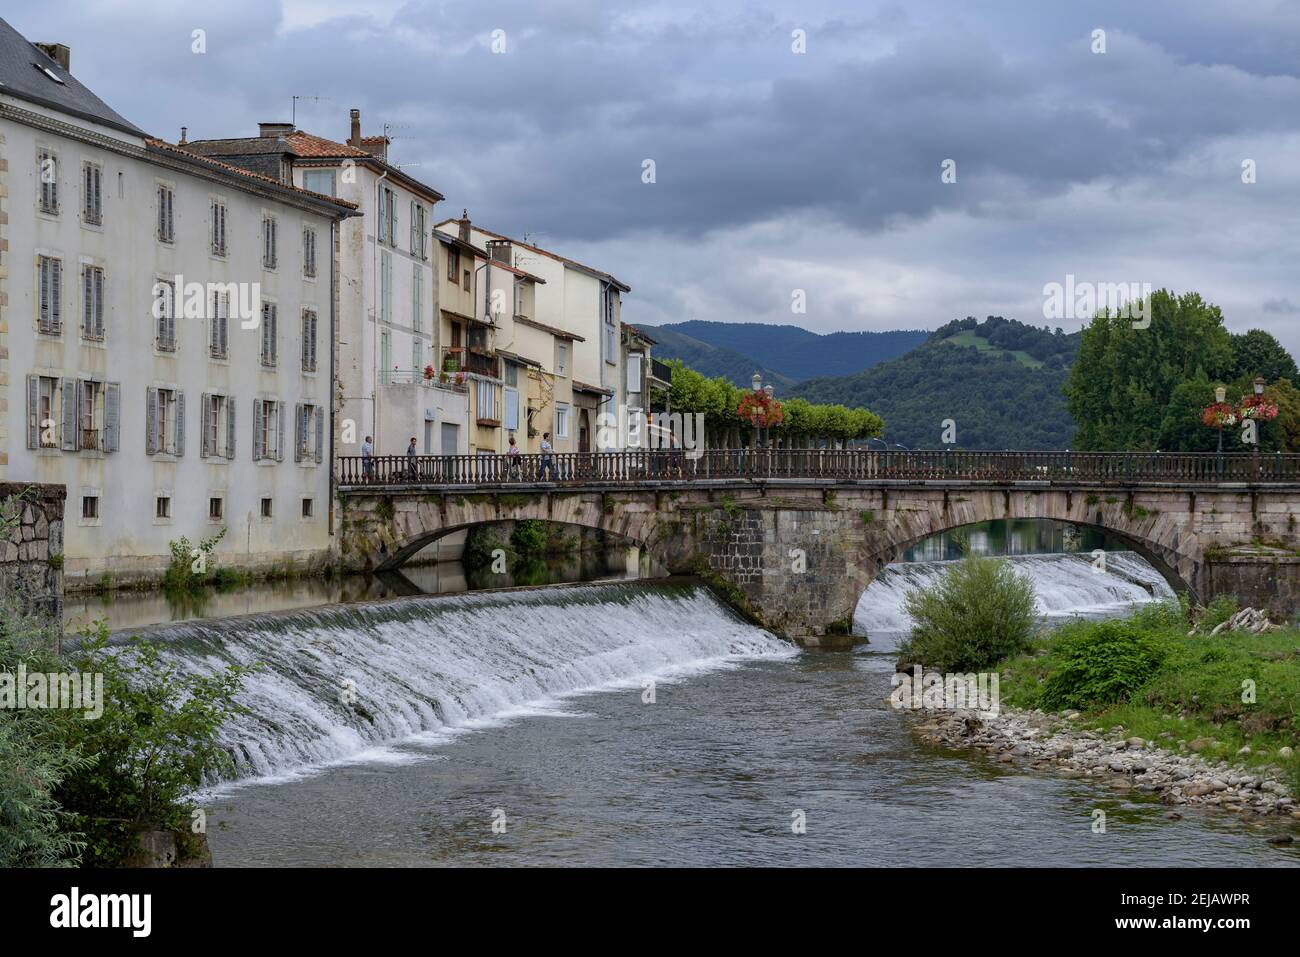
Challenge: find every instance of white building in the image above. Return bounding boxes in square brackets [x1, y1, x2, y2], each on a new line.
[0, 20, 356, 589]
[185, 110, 469, 460]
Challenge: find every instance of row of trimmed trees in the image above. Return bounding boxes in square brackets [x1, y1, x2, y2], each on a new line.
[661, 359, 884, 448]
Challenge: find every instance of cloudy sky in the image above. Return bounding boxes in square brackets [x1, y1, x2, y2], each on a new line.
[12, 0, 1300, 351]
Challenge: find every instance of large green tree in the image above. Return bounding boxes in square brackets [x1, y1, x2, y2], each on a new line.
[1230, 329, 1299, 383]
[1065, 290, 1235, 450]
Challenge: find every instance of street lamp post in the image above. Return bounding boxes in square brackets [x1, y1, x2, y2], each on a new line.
[1253, 376, 1266, 480]
[751, 372, 763, 449]
[1215, 385, 1226, 478]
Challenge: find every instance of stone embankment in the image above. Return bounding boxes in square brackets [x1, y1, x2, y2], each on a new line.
[914, 708, 1300, 832]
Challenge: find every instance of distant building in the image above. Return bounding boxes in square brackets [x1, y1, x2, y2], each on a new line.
[0, 19, 358, 588]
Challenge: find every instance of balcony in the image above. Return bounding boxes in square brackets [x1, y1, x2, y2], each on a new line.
[378, 368, 468, 392]
[80, 429, 102, 451]
[441, 346, 500, 379]
[650, 358, 673, 386]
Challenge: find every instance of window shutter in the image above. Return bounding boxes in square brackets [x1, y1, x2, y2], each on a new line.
[200, 393, 211, 457]
[253, 399, 264, 460]
[315, 407, 324, 464]
[166, 189, 174, 239]
[270, 218, 277, 266]
[225, 397, 236, 459]
[210, 292, 220, 354]
[83, 265, 92, 335]
[51, 259, 62, 332]
[26, 375, 38, 449]
[175, 390, 186, 457]
[145, 386, 157, 454]
[219, 204, 226, 251]
[301, 312, 310, 371]
[165, 287, 175, 348]
[310, 313, 317, 371]
[220, 294, 229, 355]
[377, 188, 386, 244]
[104, 383, 120, 452]
[261, 304, 271, 363]
[93, 268, 104, 338]
[276, 402, 285, 462]
[60, 378, 77, 450]
[270, 305, 277, 364]
[294, 403, 304, 463]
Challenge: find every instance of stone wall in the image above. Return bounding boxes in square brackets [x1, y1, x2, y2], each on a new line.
[0, 482, 66, 634]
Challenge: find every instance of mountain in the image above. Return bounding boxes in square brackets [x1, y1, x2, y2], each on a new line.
[644, 321, 928, 385]
[789, 316, 1081, 450]
[645, 326, 797, 390]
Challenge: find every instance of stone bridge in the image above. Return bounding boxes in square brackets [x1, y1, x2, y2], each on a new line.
[336, 450, 1300, 643]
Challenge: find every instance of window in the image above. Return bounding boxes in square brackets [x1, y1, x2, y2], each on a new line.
[301, 308, 318, 372]
[412, 264, 423, 331]
[210, 289, 229, 358]
[200, 393, 234, 459]
[303, 226, 317, 278]
[463, 269, 471, 292]
[380, 251, 392, 323]
[476, 379, 497, 423]
[210, 199, 227, 256]
[260, 497, 273, 519]
[78, 380, 101, 450]
[154, 278, 176, 351]
[30, 375, 58, 448]
[603, 290, 617, 364]
[383, 187, 397, 244]
[254, 399, 283, 461]
[209, 497, 223, 521]
[38, 256, 62, 334]
[411, 337, 422, 374]
[410, 202, 427, 258]
[145, 387, 184, 456]
[156, 496, 171, 519]
[294, 403, 323, 463]
[82, 265, 104, 339]
[556, 342, 568, 376]
[504, 385, 519, 432]
[260, 302, 278, 367]
[302, 498, 314, 518]
[262, 215, 278, 268]
[38, 149, 59, 214]
[380, 328, 391, 376]
[82, 495, 99, 520]
[448, 246, 460, 282]
[555, 402, 570, 439]
[157, 184, 174, 242]
[626, 353, 644, 409]
[82, 161, 102, 225]
[303, 169, 336, 196]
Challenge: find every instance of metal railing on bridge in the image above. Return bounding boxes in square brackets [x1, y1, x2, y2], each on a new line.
[336, 449, 1300, 487]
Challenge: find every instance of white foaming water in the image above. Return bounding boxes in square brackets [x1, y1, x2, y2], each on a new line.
[131, 582, 793, 788]
[853, 551, 1175, 637]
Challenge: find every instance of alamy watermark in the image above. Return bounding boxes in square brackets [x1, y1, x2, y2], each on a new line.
[890, 665, 1000, 718]
[152, 276, 261, 328]
[596, 406, 707, 459]
[1042, 274, 1152, 328]
[1, 662, 103, 719]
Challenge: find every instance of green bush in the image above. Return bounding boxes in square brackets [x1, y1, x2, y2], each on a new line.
[898, 554, 1037, 671]
[1038, 619, 1171, 710]
[1194, 594, 1239, 632]
[510, 520, 548, 559]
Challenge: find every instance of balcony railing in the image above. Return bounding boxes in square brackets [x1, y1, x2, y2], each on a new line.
[337, 449, 1300, 488]
[441, 347, 500, 379]
[378, 368, 469, 391]
[80, 428, 101, 451]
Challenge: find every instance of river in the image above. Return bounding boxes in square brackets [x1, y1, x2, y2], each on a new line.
[111, 526, 1298, 867]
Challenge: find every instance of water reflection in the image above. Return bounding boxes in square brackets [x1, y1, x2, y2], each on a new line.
[902, 519, 1123, 562]
[68, 545, 653, 636]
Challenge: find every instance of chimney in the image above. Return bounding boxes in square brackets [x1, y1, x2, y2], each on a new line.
[458, 209, 471, 242]
[35, 43, 70, 72]
[258, 122, 294, 138]
[179, 126, 188, 145]
[349, 109, 362, 147]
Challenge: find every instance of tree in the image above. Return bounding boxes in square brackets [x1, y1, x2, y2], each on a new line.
[1065, 290, 1235, 450]
[1230, 329, 1298, 384]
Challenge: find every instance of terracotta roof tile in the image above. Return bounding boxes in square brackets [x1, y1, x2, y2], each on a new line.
[146, 138, 358, 210]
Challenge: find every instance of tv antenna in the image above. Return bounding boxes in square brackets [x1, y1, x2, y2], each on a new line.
[291, 95, 329, 126]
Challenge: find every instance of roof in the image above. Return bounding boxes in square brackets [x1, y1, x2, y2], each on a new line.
[496, 350, 542, 369]
[484, 259, 546, 284]
[0, 18, 145, 137]
[515, 316, 585, 342]
[434, 229, 487, 259]
[186, 128, 444, 202]
[436, 220, 631, 293]
[624, 322, 657, 345]
[572, 380, 615, 397]
[147, 138, 358, 213]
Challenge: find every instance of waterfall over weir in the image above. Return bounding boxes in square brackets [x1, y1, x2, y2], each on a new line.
[853, 551, 1176, 638]
[127, 582, 794, 788]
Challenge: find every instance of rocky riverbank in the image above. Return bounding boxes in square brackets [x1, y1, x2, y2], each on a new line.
[913, 707, 1300, 831]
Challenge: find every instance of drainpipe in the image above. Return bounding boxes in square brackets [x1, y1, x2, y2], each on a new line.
[372, 168, 390, 449]
[329, 217, 338, 538]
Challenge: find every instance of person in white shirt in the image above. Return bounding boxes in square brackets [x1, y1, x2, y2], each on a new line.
[361, 436, 374, 482]
[537, 432, 556, 481]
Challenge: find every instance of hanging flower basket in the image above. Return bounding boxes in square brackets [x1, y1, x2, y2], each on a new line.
[738, 392, 784, 428]
[1238, 394, 1279, 421]
[1201, 402, 1238, 428]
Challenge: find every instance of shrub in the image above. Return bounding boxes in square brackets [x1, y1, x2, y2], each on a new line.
[898, 554, 1037, 671]
[1038, 619, 1171, 710]
[510, 520, 548, 559]
[1194, 594, 1239, 633]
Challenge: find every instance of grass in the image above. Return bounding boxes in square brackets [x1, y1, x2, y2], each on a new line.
[942, 330, 1045, 369]
[997, 601, 1300, 791]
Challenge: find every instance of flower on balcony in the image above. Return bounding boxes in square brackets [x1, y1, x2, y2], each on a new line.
[423, 364, 435, 381]
[1201, 402, 1238, 428]
[738, 392, 784, 428]
[454, 371, 466, 386]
